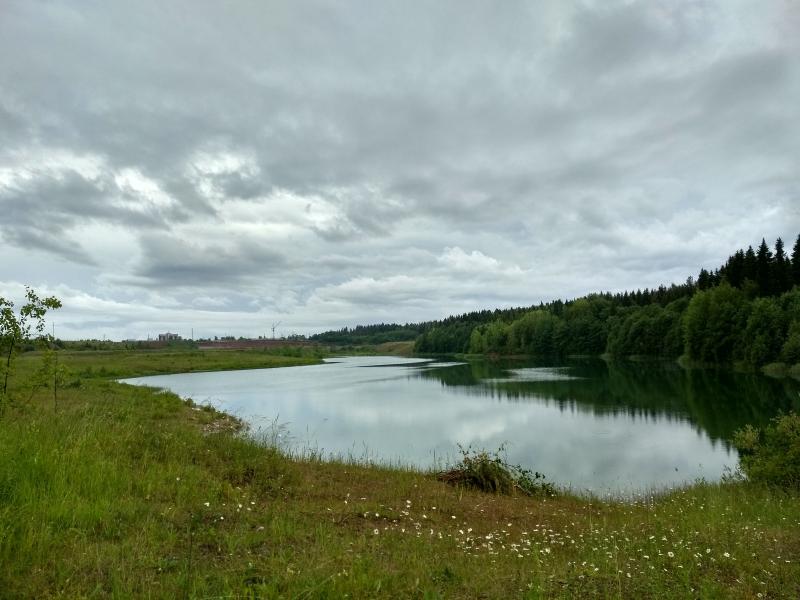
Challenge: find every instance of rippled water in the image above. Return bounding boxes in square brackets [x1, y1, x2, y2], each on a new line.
[121, 356, 799, 495]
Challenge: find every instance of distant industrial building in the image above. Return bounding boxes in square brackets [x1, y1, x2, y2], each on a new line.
[157, 332, 182, 342]
[197, 339, 314, 350]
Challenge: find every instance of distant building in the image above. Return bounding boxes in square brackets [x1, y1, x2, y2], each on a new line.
[157, 332, 182, 342]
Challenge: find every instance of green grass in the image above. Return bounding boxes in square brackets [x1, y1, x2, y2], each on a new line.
[0, 350, 798, 598]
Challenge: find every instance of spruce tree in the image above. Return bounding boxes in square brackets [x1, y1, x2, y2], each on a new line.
[697, 268, 712, 290]
[792, 234, 800, 287]
[727, 249, 745, 287]
[756, 238, 773, 296]
[743, 245, 757, 282]
[772, 237, 790, 294]
[711, 269, 722, 286]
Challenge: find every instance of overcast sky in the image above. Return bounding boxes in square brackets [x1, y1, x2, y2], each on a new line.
[1, 0, 799, 340]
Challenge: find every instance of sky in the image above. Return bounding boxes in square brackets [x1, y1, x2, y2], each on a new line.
[1, 0, 799, 340]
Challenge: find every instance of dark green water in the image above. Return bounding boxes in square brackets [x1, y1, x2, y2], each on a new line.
[419, 357, 800, 446]
[123, 356, 800, 495]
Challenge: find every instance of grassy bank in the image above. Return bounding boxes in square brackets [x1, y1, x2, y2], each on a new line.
[1, 351, 798, 598]
[18, 347, 324, 381]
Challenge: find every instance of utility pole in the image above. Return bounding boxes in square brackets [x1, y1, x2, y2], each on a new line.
[271, 321, 282, 339]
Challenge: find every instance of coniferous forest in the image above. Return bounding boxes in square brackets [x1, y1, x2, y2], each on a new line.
[372, 234, 800, 369]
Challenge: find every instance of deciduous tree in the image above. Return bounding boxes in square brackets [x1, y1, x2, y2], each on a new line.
[0, 287, 61, 416]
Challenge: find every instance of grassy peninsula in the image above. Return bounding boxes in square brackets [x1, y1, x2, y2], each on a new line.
[1, 349, 798, 598]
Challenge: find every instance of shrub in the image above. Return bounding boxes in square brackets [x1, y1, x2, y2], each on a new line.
[437, 445, 555, 496]
[733, 413, 800, 488]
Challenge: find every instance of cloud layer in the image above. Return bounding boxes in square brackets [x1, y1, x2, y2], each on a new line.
[1, 0, 798, 339]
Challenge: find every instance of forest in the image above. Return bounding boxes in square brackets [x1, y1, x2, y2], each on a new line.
[412, 234, 800, 369]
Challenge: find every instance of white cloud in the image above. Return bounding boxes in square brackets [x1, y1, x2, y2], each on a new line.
[438, 247, 523, 277]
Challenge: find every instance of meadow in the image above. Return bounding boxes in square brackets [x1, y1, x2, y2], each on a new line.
[0, 349, 798, 598]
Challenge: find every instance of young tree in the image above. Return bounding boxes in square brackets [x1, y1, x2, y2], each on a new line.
[0, 287, 62, 416]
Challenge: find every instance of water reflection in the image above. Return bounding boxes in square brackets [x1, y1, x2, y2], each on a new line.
[417, 358, 800, 446]
[121, 356, 799, 495]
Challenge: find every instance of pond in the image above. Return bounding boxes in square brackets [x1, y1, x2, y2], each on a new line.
[121, 356, 800, 496]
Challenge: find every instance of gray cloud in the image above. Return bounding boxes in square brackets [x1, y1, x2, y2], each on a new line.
[0, 169, 167, 264]
[2, 226, 97, 266]
[0, 0, 798, 338]
[132, 234, 289, 288]
[554, 1, 700, 78]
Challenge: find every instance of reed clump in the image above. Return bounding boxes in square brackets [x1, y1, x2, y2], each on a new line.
[437, 444, 556, 497]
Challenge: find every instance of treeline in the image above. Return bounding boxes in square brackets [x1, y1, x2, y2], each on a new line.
[415, 283, 696, 355]
[310, 323, 421, 345]
[699, 236, 798, 295]
[416, 234, 800, 369]
[412, 307, 533, 353]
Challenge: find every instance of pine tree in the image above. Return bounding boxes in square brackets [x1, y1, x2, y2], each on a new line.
[756, 238, 773, 296]
[792, 234, 800, 287]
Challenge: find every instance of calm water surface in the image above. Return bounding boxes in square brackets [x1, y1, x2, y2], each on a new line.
[121, 356, 800, 495]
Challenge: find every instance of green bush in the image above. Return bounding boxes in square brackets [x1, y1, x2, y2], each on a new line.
[734, 413, 800, 488]
[781, 321, 800, 364]
[437, 445, 555, 496]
